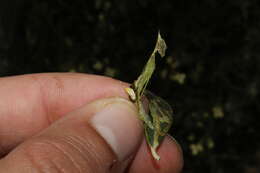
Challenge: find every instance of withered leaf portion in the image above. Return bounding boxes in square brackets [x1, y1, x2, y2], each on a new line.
[125, 32, 173, 160]
[143, 91, 173, 160]
[133, 32, 167, 98]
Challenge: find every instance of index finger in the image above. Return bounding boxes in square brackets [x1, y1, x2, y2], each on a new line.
[0, 73, 129, 156]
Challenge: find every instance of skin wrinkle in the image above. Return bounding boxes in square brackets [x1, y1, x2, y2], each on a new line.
[24, 144, 48, 173]
[25, 139, 83, 173]
[41, 140, 83, 173]
[47, 76, 67, 122]
[32, 75, 66, 124]
[30, 155, 61, 173]
[30, 75, 52, 127]
[64, 131, 114, 172]
[47, 159, 66, 173]
[35, 124, 117, 172]
[55, 126, 99, 165]
[68, 126, 117, 172]
[61, 135, 91, 166]
[30, 74, 86, 123]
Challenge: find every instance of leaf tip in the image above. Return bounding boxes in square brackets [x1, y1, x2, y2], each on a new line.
[155, 31, 167, 58]
[151, 147, 161, 160]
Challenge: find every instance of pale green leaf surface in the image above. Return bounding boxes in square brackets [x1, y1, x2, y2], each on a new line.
[134, 32, 167, 98]
[125, 32, 173, 160]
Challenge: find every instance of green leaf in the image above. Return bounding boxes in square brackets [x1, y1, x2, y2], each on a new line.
[144, 91, 173, 160]
[133, 31, 167, 98]
[125, 32, 173, 160]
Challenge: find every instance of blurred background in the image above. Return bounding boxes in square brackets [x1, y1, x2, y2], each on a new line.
[0, 0, 259, 172]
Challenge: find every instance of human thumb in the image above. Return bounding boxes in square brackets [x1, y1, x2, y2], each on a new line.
[0, 97, 143, 172]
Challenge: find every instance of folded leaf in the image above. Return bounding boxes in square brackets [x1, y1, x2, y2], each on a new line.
[125, 32, 173, 160]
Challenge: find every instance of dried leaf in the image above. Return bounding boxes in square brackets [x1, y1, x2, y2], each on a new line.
[125, 32, 173, 160]
[144, 91, 173, 160]
[133, 31, 167, 97]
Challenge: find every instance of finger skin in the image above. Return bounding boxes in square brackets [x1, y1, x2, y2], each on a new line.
[0, 98, 123, 173]
[128, 136, 183, 173]
[0, 73, 129, 156]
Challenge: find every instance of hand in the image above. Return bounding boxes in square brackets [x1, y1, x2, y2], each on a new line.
[0, 73, 183, 173]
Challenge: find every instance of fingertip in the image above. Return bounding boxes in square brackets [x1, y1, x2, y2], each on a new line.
[161, 136, 184, 173]
[128, 136, 183, 173]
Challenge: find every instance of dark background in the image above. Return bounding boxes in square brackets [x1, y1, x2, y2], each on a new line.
[0, 0, 259, 172]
